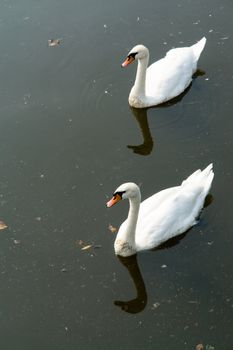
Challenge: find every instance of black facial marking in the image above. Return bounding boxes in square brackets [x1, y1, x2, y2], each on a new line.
[128, 52, 137, 59]
[113, 191, 126, 199]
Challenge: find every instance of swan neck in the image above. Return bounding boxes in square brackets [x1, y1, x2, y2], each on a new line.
[134, 57, 149, 95]
[126, 195, 141, 243]
[114, 191, 141, 256]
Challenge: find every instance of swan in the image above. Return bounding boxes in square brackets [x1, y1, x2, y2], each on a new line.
[121, 37, 206, 108]
[106, 164, 214, 257]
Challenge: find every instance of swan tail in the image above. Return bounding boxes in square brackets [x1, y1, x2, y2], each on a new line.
[181, 169, 201, 186]
[201, 163, 214, 194]
[182, 163, 214, 195]
[191, 37, 206, 61]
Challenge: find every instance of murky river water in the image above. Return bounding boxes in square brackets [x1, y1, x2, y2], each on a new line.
[0, 0, 232, 349]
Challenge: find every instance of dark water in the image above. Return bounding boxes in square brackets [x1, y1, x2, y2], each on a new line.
[0, 0, 232, 349]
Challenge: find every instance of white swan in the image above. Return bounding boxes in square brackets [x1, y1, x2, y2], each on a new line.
[121, 37, 206, 108]
[106, 164, 214, 257]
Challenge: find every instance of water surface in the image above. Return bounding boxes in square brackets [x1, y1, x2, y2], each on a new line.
[0, 0, 232, 349]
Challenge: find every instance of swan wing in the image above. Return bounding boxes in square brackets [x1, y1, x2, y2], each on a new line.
[117, 187, 179, 242]
[135, 164, 213, 250]
[146, 47, 196, 101]
[135, 184, 205, 250]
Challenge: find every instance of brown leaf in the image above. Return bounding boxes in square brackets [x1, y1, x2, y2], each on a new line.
[196, 344, 204, 350]
[108, 224, 117, 233]
[0, 221, 7, 230]
[48, 38, 61, 47]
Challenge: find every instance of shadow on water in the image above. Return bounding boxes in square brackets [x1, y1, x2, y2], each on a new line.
[127, 107, 153, 156]
[114, 192, 213, 314]
[115, 254, 147, 314]
[114, 233, 187, 314]
[127, 69, 205, 156]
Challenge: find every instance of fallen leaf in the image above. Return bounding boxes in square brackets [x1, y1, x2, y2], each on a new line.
[0, 221, 7, 230]
[81, 245, 92, 251]
[196, 344, 204, 350]
[48, 38, 61, 47]
[108, 224, 117, 233]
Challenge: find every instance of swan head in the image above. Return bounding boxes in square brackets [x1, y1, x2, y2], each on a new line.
[122, 45, 149, 67]
[106, 182, 140, 207]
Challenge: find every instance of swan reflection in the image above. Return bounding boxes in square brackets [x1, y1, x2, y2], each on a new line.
[114, 254, 147, 314]
[114, 233, 191, 314]
[127, 107, 153, 156]
[114, 192, 213, 315]
[127, 69, 205, 156]
[127, 92, 187, 156]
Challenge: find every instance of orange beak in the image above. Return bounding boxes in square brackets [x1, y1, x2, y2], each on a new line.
[121, 55, 134, 68]
[106, 193, 122, 208]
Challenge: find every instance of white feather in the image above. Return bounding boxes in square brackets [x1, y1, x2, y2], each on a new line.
[123, 37, 206, 108]
[109, 164, 214, 257]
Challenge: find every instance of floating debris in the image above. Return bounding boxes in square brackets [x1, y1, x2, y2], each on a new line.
[60, 267, 68, 273]
[161, 264, 167, 269]
[196, 344, 216, 350]
[206, 345, 215, 350]
[76, 239, 84, 246]
[152, 302, 160, 309]
[0, 221, 7, 230]
[108, 224, 117, 233]
[76, 240, 100, 252]
[13, 239, 21, 245]
[48, 38, 61, 47]
[81, 245, 92, 251]
[76, 239, 101, 251]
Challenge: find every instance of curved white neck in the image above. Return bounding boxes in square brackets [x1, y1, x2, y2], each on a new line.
[132, 56, 149, 96]
[123, 194, 141, 247]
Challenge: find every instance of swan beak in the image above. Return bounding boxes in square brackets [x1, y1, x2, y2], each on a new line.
[121, 55, 134, 68]
[106, 194, 121, 208]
